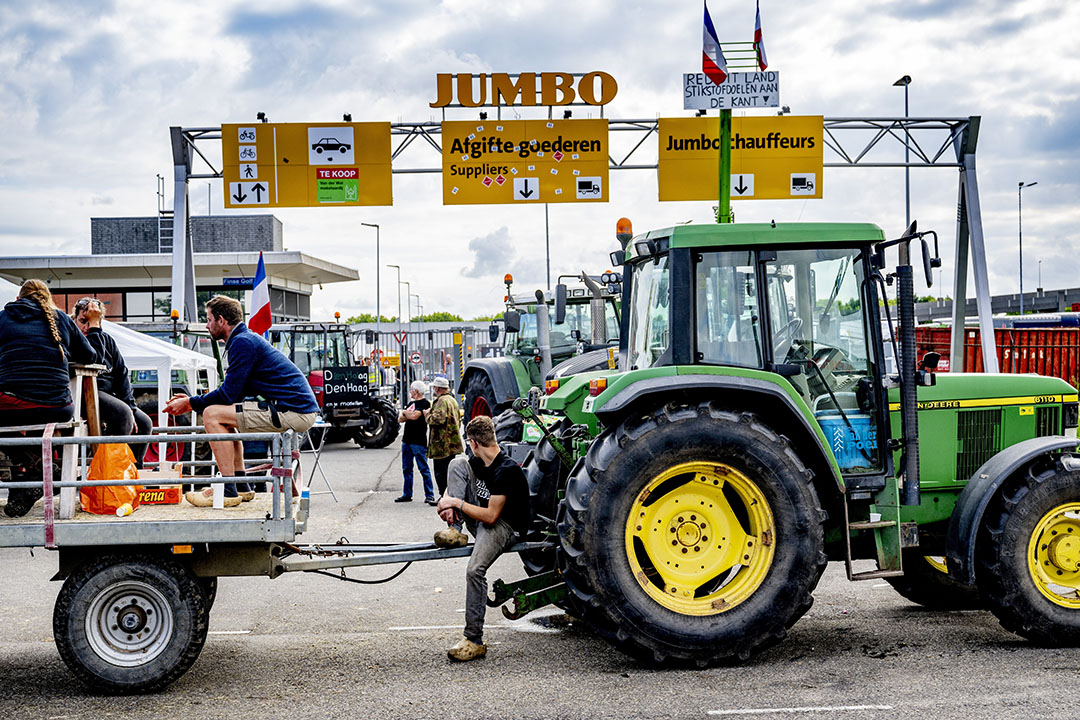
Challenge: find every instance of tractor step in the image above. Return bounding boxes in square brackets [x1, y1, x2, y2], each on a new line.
[847, 520, 897, 530]
[847, 567, 905, 581]
[842, 495, 904, 581]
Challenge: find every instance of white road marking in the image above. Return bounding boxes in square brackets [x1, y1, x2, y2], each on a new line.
[207, 630, 252, 635]
[707, 706, 893, 716]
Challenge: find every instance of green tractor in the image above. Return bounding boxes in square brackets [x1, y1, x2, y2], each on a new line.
[502, 218, 1080, 665]
[460, 272, 621, 422]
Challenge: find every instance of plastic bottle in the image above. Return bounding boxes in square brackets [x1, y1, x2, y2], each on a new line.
[116, 503, 134, 517]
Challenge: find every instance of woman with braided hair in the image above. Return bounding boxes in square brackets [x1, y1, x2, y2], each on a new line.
[0, 280, 97, 517]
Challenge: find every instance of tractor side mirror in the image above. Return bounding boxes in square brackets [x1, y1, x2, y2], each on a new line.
[504, 310, 521, 334]
[570, 329, 582, 341]
[364, 329, 375, 343]
[920, 352, 941, 371]
[554, 284, 567, 325]
[488, 324, 500, 343]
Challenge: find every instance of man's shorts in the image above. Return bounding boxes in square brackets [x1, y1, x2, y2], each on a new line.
[235, 401, 317, 434]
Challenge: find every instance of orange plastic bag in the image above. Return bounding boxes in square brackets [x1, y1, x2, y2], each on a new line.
[80, 444, 143, 515]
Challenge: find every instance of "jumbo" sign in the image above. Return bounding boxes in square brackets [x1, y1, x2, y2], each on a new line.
[430, 72, 618, 108]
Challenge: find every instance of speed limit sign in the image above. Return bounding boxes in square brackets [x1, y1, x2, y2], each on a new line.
[409, 351, 423, 365]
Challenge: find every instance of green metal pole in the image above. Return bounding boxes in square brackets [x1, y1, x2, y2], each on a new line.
[718, 109, 732, 223]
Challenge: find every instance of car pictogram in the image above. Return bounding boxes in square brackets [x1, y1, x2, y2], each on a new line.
[312, 138, 351, 154]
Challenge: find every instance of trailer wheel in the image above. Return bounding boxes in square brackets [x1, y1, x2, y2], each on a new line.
[977, 458, 1080, 645]
[558, 401, 827, 664]
[53, 555, 208, 694]
[198, 577, 218, 612]
[520, 424, 571, 576]
[354, 399, 400, 449]
[885, 551, 983, 610]
[463, 373, 500, 422]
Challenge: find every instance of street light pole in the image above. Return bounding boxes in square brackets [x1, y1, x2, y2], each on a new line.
[893, 75, 912, 229]
[1018, 181, 1037, 315]
[361, 223, 380, 356]
[205, 182, 212, 216]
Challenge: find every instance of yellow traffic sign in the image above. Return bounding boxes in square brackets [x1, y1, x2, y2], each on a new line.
[442, 119, 608, 205]
[222, 122, 392, 208]
[658, 116, 823, 201]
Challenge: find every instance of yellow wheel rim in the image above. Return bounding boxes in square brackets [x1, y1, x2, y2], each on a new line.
[1027, 502, 1080, 609]
[924, 556, 949, 574]
[624, 461, 775, 616]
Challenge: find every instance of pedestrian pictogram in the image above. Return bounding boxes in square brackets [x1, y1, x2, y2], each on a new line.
[241, 164, 257, 179]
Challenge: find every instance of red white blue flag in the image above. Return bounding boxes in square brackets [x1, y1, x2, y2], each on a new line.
[754, 0, 769, 71]
[249, 251, 272, 337]
[702, 2, 728, 86]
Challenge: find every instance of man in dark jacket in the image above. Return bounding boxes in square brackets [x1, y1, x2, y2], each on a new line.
[164, 295, 318, 506]
[0, 280, 98, 517]
[72, 298, 153, 467]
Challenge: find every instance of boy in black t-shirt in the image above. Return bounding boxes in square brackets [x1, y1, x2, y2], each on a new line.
[396, 380, 435, 504]
[435, 415, 530, 662]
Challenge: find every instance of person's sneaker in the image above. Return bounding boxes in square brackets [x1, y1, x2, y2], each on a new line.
[447, 638, 486, 662]
[425, 497, 438, 506]
[3, 487, 43, 518]
[434, 527, 468, 548]
[394, 495, 412, 503]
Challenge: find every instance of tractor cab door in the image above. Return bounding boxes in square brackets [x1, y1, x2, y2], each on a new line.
[762, 247, 887, 477]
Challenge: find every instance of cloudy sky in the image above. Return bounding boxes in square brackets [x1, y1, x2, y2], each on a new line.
[1, 0, 1076, 321]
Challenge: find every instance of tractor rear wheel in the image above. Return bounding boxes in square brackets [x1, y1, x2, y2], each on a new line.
[520, 423, 571, 576]
[354, 399, 400, 449]
[557, 401, 827, 664]
[463, 373, 500, 423]
[976, 456, 1080, 645]
[885, 550, 983, 610]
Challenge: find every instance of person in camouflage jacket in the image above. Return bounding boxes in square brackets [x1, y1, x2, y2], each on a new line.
[425, 376, 463, 496]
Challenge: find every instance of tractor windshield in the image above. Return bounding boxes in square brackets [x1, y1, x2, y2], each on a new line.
[288, 329, 351, 373]
[766, 247, 882, 473]
[627, 255, 670, 370]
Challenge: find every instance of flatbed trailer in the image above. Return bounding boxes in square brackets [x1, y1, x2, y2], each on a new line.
[0, 427, 549, 694]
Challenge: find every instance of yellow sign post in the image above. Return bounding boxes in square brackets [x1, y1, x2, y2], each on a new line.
[222, 122, 392, 208]
[658, 116, 823, 201]
[442, 119, 608, 205]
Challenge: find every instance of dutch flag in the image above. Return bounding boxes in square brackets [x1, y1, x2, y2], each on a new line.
[755, 0, 769, 71]
[249, 251, 272, 337]
[702, 1, 728, 86]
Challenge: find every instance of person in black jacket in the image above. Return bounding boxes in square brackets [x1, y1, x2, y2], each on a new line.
[0, 280, 97, 517]
[72, 298, 153, 467]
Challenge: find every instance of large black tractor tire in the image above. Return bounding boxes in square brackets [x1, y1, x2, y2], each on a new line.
[354, 398, 400, 449]
[557, 401, 827, 665]
[463, 373, 502, 423]
[53, 554, 209, 694]
[976, 455, 1080, 645]
[520, 420, 572, 576]
[885, 550, 983, 610]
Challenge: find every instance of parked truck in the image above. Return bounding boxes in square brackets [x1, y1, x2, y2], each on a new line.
[502, 218, 1080, 664]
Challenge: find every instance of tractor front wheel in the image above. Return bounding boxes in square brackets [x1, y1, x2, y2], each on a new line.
[463, 373, 500, 423]
[977, 456, 1080, 645]
[558, 401, 827, 664]
[354, 399, 401, 449]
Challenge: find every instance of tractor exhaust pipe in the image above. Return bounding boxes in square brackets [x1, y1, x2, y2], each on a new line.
[897, 244, 920, 506]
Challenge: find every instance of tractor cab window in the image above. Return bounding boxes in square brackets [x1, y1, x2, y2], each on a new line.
[562, 302, 620, 346]
[508, 312, 538, 354]
[627, 255, 670, 369]
[767, 247, 881, 473]
[693, 250, 763, 368]
[327, 331, 350, 367]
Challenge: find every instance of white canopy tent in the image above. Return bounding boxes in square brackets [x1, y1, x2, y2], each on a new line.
[101, 320, 219, 464]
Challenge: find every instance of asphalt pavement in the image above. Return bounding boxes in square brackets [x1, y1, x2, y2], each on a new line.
[1, 438, 1077, 719]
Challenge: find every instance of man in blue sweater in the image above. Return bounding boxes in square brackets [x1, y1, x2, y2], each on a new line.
[164, 296, 318, 506]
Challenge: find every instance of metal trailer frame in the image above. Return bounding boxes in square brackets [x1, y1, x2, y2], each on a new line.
[168, 116, 993, 371]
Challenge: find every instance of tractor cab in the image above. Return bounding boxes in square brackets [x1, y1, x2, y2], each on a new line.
[620, 223, 891, 482]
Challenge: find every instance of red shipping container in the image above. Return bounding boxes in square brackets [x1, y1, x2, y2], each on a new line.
[914, 326, 1080, 390]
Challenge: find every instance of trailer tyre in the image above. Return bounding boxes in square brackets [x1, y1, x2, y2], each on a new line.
[976, 456, 1080, 645]
[885, 551, 983, 610]
[354, 399, 400, 449]
[463, 373, 500, 422]
[53, 554, 209, 694]
[558, 401, 827, 665]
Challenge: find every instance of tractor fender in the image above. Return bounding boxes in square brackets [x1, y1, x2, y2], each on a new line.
[461, 357, 525, 406]
[945, 435, 1080, 586]
[594, 374, 844, 494]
